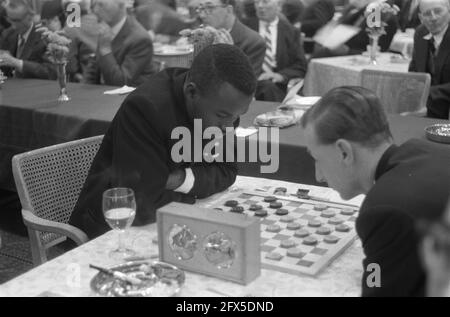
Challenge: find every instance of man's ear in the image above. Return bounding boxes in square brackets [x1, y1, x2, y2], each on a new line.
[184, 82, 198, 101]
[335, 139, 354, 166]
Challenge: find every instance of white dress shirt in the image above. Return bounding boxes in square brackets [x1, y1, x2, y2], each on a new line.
[259, 17, 279, 62]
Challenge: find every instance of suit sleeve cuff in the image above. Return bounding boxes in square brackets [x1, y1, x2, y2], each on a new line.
[174, 168, 195, 194]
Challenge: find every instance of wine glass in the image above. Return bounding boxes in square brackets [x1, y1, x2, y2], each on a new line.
[103, 188, 137, 260]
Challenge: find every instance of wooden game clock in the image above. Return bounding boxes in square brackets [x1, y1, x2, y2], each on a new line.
[157, 202, 261, 285]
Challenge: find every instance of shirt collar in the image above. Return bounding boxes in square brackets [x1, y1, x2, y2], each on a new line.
[261, 16, 279, 29]
[423, 24, 449, 43]
[111, 16, 127, 40]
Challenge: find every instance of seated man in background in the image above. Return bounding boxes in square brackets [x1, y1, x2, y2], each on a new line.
[85, 0, 154, 87]
[197, 0, 266, 77]
[243, 0, 307, 102]
[301, 86, 450, 296]
[70, 44, 257, 239]
[409, 0, 450, 119]
[0, 0, 56, 79]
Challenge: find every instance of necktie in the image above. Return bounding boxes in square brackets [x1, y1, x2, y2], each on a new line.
[16, 34, 25, 58]
[427, 37, 436, 76]
[262, 24, 276, 73]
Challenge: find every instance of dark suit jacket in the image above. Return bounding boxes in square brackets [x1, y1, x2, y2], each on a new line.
[357, 139, 450, 297]
[282, 0, 304, 25]
[230, 18, 266, 77]
[301, 0, 335, 38]
[0, 25, 56, 79]
[70, 68, 238, 239]
[86, 16, 154, 87]
[409, 25, 450, 119]
[244, 15, 307, 81]
[397, 0, 421, 32]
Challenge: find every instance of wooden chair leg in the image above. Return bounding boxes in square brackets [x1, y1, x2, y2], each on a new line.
[27, 228, 47, 266]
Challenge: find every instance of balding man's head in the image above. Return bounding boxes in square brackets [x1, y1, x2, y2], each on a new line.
[419, 0, 450, 35]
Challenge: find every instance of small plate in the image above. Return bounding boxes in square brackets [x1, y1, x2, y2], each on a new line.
[90, 260, 185, 297]
[425, 124, 450, 144]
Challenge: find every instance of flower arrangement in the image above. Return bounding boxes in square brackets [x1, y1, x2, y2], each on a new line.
[364, 0, 400, 38]
[37, 26, 72, 64]
[37, 26, 72, 101]
[179, 26, 233, 58]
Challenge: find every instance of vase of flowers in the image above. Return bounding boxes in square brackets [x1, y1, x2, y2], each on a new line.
[364, 0, 399, 64]
[38, 27, 72, 101]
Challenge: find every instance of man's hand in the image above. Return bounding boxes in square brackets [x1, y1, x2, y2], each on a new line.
[166, 169, 186, 191]
[0, 51, 22, 70]
[97, 23, 114, 56]
[258, 71, 286, 84]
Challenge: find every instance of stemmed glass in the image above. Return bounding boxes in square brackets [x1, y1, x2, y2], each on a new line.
[103, 188, 137, 260]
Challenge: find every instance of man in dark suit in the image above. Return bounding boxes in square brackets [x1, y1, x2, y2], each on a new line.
[196, 0, 266, 76]
[409, 0, 450, 119]
[301, 86, 450, 296]
[243, 0, 307, 101]
[70, 44, 257, 239]
[0, 0, 56, 79]
[86, 0, 154, 87]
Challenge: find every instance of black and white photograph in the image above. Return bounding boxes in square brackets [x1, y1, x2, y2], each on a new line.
[0, 0, 449, 299]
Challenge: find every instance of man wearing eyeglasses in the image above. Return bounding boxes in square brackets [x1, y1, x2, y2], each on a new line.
[0, 0, 56, 79]
[196, 0, 266, 77]
[409, 0, 450, 119]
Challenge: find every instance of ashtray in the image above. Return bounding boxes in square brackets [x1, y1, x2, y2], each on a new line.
[90, 260, 185, 297]
[425, 124, 450, 144]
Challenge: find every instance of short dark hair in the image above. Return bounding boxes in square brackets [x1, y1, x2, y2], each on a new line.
[300, 86, 393, 147]
[189, 43, 257, 96]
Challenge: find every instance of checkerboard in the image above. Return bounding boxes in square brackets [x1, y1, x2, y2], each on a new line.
[212, 188, 359, 276]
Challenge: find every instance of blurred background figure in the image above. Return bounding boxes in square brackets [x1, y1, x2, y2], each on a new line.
[0, 0, 56, 79]
[243, 0, 307, 101]
[420, 199, 450, 297]
[196, 0, 266, 77]
[134, 0, 197, 42]
[312, 0, 398, 58]
[408, 0, 450, 119]
[298, 0, 335, 38]
[82, 0, 154, 86]
[40, 0, 64, 31]
[396, 0, 421, 32]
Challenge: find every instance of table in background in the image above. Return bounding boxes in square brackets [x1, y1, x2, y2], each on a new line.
[303, 53, 410, 96]
[0, 79, 448, 191]
[0, 176, 365, 297]
[389, 31, 414, 56]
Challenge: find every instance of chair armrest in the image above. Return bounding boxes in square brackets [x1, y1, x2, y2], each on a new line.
[400, 107, 427, 117]
[21, 209, 88, 246]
